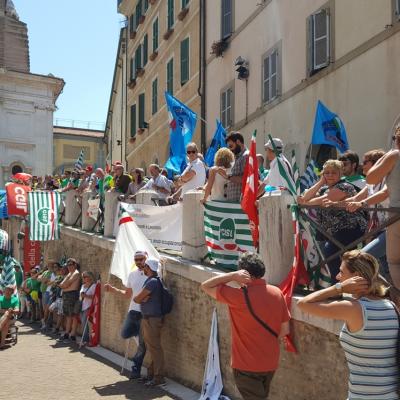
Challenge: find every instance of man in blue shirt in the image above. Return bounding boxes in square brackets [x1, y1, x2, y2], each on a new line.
[134, 259, 165, 387]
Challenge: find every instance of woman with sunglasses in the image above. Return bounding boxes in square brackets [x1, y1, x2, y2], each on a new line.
[298, 160, 367, 281]
[298, 251, 399, 400]
[367, 128, 400, 290]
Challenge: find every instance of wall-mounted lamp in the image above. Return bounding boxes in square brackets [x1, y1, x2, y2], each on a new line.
[235, 56, 249, 80]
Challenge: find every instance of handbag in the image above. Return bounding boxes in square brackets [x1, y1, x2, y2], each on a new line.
[241, 286, 278, 339]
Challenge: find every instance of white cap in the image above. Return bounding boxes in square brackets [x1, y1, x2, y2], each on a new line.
[134, 250, 148, 257]
[264, 138, 284, 150]
[145, 258, 159, 272]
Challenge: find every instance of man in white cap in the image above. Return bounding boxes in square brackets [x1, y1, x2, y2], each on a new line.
[134, 258, 165, 387]
[258, 137, 294, 196]
[104, 250, 148, 379]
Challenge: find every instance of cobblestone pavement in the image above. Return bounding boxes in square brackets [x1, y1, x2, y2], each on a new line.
[1, 321, 177, 400]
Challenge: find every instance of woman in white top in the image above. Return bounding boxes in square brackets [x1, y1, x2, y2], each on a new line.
[79, 271, 96, 346]
[201, 148, 234, 203]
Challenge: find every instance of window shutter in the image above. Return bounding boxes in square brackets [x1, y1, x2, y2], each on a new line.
[135, 45, 142, 70]
[221, 0, 232, 39]
[167, 58, 174, 94]
[144, 0, 149, 12]
[139, 93, 145, 128]
[129, 14, 134, 34]
[263, 55, 270, 103]
[180, 38, 189, 85]
[130, 104, 137, 137]
[152, 79, 158, 115]
[227, 88, 232, 126]
[143, 34, 148, 66]
[168, 0, 174, 30]
[136, 1, 142, 26]
[182, 0, 189, 8]
[220, 91, 226, 128]
[271, 50, 277, 99]
[152, 18, 159, 52]
[312, 9, 330, 71]
[130, 57, 136, 80]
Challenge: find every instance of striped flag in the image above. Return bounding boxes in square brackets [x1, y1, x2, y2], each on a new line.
[0, 228, 8, 252]
[28, 191, 61, 241]
[74, 149, 84, 171]
[291, 150, 300, 195]
[0, 255, 18, 291]
[300, 160, 319, 192]
[0, 190, 7, 219]
[204, 201, 255, 270]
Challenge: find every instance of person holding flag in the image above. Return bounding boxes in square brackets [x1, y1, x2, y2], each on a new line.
[104, 250, 148, 380]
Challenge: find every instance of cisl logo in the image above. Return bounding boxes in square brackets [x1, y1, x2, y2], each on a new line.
[219, 218, 237, 251]
[37, 207, 55, 225]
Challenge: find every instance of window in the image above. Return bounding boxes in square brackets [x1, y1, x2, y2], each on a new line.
[262, 45, 281, 104]
[182, 0, 189, 8]
[152, 78, 158, 115]
[138, 93, 145, 128]
[166, 58, 174, 94]
[144, 0, 149, 13]
[135, 0, 142, 26]
[130, 57, 136, 80]
[180, 37, 189, 85]
[221, 0, 233, 39]
[130, 104, 137, 137]
[167, 0, 174, 30]
[308, 8, 330, 74]
[220, 86, 233, 128]
[135, 45, 142, 70]
[130, 13, 137, 35]
[152, 17, 159, 52]
[143, 34, 148, 66]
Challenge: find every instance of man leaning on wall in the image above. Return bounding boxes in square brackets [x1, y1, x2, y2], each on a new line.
[201, 252, 291, 400]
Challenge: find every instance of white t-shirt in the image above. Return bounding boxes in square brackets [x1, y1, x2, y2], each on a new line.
[126, 268, 148, 312]
[141, 175, 172, 199]
[181, 158, 206, 196]
[80, 283, 96, 311]
[46, 273, 56, 292]
[263, 155, 293, 189]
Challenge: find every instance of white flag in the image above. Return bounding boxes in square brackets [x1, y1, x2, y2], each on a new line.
[109, 211, 159, 285]
[199, 309, 230, 400]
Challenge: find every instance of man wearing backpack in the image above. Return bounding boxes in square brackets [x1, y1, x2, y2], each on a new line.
[134, 258, 166, 387]
[201, 252, 291, 400]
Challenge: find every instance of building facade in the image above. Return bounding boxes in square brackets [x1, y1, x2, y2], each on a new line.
[0, 0, 64, 187]
[108, 0, 202, 173]
[205, 0, 400, 169]
[53, 126, 106, 173]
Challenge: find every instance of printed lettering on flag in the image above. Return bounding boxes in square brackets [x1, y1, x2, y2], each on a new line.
[6, 183, 31, 216]
[23, 226, 41, 275]
[204, 201, 255, 270]
[29, 191, 61, 241]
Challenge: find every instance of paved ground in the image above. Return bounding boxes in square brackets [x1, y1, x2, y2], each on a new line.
[1, 321, 177, 400]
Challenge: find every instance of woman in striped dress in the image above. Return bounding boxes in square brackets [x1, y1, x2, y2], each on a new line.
[298, 250, 399, 400]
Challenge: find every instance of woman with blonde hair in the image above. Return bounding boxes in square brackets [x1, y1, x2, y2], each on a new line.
[298, 160, 367, 280]
[200, 147, 234, 203]
[298, 250, 399, 400]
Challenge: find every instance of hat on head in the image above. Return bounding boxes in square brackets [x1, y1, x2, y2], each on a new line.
[134, 250, 148, 258]
[112, 161, 123, 166]
[66, 257, 77, 265]
[85, 165, 93, 172]
[264, 138, 284, 151]
[145, 258, 159, 272]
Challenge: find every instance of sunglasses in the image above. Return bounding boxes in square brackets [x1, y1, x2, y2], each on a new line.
[134, 258, 145, 262]
[186, 150, 196, 154]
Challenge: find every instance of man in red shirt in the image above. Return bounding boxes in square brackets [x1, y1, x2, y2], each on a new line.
[201, 252, 290, 400]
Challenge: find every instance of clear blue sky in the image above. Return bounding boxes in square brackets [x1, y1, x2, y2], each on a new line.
[14, 0, 123, 128]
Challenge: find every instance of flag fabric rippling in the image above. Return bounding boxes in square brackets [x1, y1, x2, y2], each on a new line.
[0, 190, 8, 219]
[28, 191, 61, 241]
[291, 150, 300, 195]
[0, 256, 18, 291]
[204, 201, 255, 270]
[300, 160, 319, 192]
[88, 281, 101, 347]
[74, 149, 84, 171]
[0, 228, 8, 252]
[204, 120, 226, 167]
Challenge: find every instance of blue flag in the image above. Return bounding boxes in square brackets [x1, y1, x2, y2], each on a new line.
[164, 92, 197, 177]
[0, 190, 8, 219]
[204, 120, 227, 167]
[311, 100, 349, 153]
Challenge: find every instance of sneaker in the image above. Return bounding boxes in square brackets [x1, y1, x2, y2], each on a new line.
[129, 370, 141, 380]
[58, 333, 69, 342]
[144, 378, 166, 387]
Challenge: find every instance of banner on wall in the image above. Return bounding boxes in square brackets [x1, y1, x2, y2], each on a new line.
[23, 226, 41, 274]
[115, 202, 183, 251]
[6, 183, 31, 216]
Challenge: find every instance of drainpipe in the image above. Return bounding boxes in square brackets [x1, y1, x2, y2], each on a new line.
[124, 26, 129, 169]
[197, 0, 206, 155]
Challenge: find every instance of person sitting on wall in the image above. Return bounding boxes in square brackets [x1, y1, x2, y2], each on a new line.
[139, 164, 173, 203]
[0, 284, 19, 349]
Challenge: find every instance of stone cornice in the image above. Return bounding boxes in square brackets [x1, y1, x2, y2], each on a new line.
[0, 139, 36, 150]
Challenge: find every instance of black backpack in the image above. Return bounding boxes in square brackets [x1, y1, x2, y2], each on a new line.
[156, 277, 174, 315]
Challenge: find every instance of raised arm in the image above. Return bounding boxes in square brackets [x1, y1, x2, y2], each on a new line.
[367, 150, 398, 184]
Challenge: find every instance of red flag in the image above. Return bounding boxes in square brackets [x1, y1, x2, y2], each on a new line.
[23, 226, 41, 275]
[6, 183, 31, 216]
[241, 130, 259, 247]
[88, 282, 101, 347]
[105, 162, 111, 174]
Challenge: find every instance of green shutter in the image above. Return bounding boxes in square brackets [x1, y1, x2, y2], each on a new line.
[130, 57, 136, 80]
[135, 45, 142, 70]
[167, 58, 174, 94]
[180, 38, 189, 85]
[167, 0, 174, 30]
[136, 0, 142, 25]
[152, 18, 159, 52]
[152, 78, 158, 115]
[144, 0, 149, 12]
[143, 34, 148, 66]
[130, 104, 137, 137]
[182, 0, 189, 8]
[139, 93, 145, 128]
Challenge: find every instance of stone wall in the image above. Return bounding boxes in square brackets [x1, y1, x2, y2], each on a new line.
[7, 219, 348, 400]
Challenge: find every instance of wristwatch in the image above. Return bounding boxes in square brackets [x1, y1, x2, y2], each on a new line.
[334, 282, 343, 294]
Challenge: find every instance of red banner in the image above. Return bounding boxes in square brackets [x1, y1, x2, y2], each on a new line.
[88, 282, 101, 347]
[6, 183, 31, 216]
[23, 227, 41, 274]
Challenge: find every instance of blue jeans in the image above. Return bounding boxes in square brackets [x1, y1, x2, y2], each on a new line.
[362, 231, 389, 276]
[80, 310, 90, 343]
[121, 310, 146, 374]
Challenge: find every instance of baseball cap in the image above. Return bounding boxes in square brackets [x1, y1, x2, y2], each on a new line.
[134, 250, 148, 258]
[112, 161, 123, 166]
[85, 165, 93, 172]
[145, 259, 159, 272]
[264, 138, 284, 151]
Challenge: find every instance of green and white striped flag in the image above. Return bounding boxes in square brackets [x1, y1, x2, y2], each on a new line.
[204, 201, 255, 270]
[29, 192, 61, 241]
[291, 149, 300, 195]
[0, 256, 18, 291]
